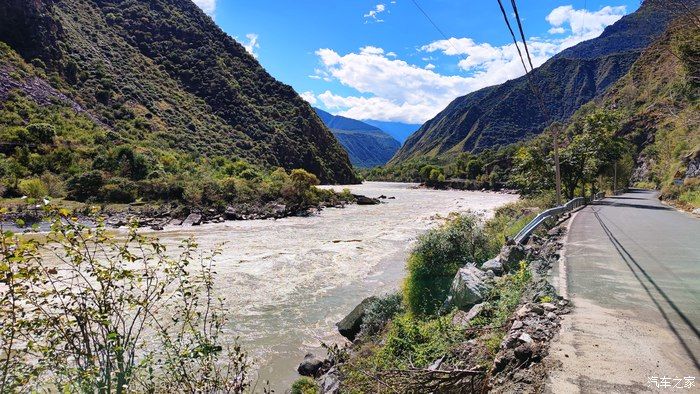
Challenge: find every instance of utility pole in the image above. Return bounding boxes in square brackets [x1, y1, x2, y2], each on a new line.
[553, 123, 562, 206]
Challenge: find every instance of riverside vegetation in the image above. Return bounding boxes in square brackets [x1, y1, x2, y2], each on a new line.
[0, 210, 251, 393]
[293, 193, 557, 393]
[0, 43, 357, 224]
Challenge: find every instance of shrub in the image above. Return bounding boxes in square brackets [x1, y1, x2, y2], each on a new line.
[360, 293, 404, 337]
[100, 177, 137, 203]
[18, 178, 48, 199]
[282, 169, 320, 209]
[379, 313, 462, 369]
[26, 123, 56, 144]
[138, 176, 184, 201]
[67, 170, 104, 202]
[403, 213, 489, 316]
[291, 377, 319, 394]
[0, 213, 249, 392]
[39, 172, 66, 198]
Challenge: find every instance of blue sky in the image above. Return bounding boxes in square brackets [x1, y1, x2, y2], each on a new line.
[193, 0, 641, 124]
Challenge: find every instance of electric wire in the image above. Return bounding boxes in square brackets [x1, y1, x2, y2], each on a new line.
[510, 0, 534, 71]
[408, 0, 467, 63]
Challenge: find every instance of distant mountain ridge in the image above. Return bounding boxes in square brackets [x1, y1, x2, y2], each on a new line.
[363, 120, 420, 143]
[0, 0, 356, 183]
[315, 108, 402, 168]
[391, 0, 691, 163]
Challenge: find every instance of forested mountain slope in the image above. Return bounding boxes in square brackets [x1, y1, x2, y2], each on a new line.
[391, 0, 692, 163]
[0, 0, 356, 183]
[315, 109, 401, 168]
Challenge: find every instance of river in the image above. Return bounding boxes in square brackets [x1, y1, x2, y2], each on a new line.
[145, 182, 518, 390]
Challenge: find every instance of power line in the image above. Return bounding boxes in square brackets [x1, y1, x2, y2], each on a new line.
[408, 0, 467, 63]
[510, 0, 534, 71]
[495, 0, 530, 74]
[495, 0, 563, 204]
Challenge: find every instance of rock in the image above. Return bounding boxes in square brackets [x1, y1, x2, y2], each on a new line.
[319, 366, 340, 393]
[388, 196, 396, 199]
[378, 195, 387, 199]
[353, 194, 380, 205]
[511, 320, 524, 330]
[541, 302, 557, 312]
[183, 213, 202, 226]
[447, 265, 490, 310]
[547, 312, 558, 320]
[529, 304, 545, 315]
[150, 224, 164, 231]
[297, 353, 324, 377]
[518, 333, 533, 344]
[514, 343, 532, 361]
[693, 208, 700, 216]
[498, 244, 527, 272]
[337, 296, 377, 341]
[428, 356, 445, 371]
[452, 303, 485, 326]
[168, 218, 183, 226]
[481, 258, 504, 275]
[224, 206, 240, 220]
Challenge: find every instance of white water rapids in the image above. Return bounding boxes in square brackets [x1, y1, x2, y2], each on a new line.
[145, 182, 518, 390]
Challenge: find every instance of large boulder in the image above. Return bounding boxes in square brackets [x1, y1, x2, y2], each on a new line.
[337, 296, 377, 341]
[452, 302, 485, 327]
[481, 258, 504, 275]
[498, 244, 526, 272]
[319, 366, 341, 393]
[446, 265, 490, 310]
[352, 194, 380, 205]
[182, 213, 202, 226]
[297, 353, 324, 377]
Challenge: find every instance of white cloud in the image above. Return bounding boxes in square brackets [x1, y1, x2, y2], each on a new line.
[421, 37, 558, 84]
[548, 27, 566, 34]
[192, 0, 216, 16]
[300, 91, 317, 105]
[314, 47, 495, 123]
[547, 5, 625, 37]
[364, 4, 386, 23]
[313, 5, 627, 123]
[242, 33, 260, 58]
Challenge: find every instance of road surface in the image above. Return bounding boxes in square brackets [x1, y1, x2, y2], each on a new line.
[547, 190, 700, 393]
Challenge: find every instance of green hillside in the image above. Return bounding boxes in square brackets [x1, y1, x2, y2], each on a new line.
[0, 0, 356, 184]
[391, 0, 689, 163]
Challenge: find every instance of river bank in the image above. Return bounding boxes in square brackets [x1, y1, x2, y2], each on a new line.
[142, 182, 519, 390]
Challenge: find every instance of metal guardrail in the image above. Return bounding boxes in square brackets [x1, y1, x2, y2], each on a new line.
[514, 197, 586, 245]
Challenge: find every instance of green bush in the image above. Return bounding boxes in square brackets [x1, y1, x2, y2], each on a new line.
[360, 293, 404, 337]
[67, 170, 104, 202]
[100, 177, 137, 203]
[403, 213, 489, 316]
[39, 172, 66, 198]
[379, 313, 462, 369]
[26, 123, 55, 144]
[291, 377, 319, 394]
[18, 178, 48, 199]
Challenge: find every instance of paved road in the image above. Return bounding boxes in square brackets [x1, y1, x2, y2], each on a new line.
[547, 190, 700, 393]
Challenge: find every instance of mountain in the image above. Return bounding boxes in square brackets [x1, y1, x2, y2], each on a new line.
[315, 108, 401, 168]
[0, 0, 356, 184]
[597, 16, 699, 187]
[391, 0, 691, 164]
[363, 120, 421, 143]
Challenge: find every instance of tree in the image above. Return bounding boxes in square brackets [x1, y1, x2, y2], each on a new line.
[0, 213, 249, 392]
[559, 110, 624, 198]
